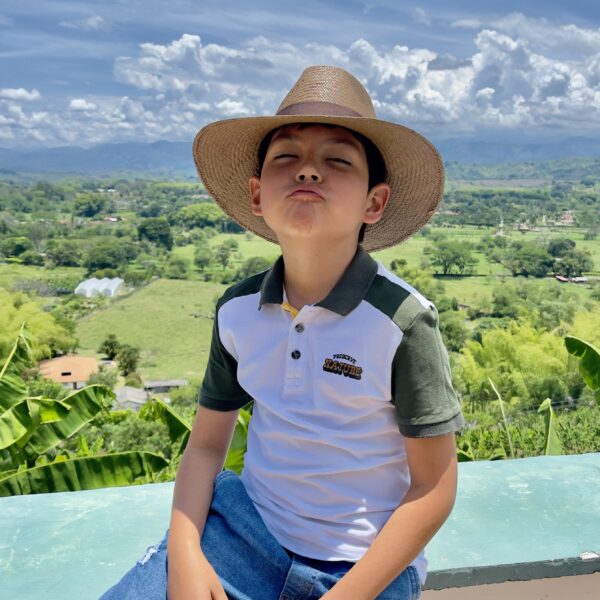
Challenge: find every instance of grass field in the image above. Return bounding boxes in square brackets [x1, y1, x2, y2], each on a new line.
[3, 224, 597, 382]
[200, 225, 600, 276]
[0, 263, 86, 289]
[75, 278, 225, 381]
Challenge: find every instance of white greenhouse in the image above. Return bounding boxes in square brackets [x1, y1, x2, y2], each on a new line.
[74, 277, 125, 298]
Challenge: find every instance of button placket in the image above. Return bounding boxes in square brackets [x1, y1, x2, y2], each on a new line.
[284, 310, 311, 385]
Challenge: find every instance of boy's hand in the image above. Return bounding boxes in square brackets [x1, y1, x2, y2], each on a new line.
[167, 547, 227, 600]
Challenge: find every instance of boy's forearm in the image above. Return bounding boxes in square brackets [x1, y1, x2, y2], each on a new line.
[167, 446, 225, 559]
[322, 481, 456, 600]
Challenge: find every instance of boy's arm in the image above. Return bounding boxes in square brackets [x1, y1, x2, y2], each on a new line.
[167, 406, 239, 600]
[321, 432, 458, 600]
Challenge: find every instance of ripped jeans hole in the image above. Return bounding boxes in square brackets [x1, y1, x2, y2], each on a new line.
[137, 544, 160, 566]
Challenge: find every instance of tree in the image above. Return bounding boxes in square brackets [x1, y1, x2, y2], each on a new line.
[425, 240, 478, 275]
[137, 217, 173, 250]
[87, 364, 118, 390]
[389, 261, 445, 303]
[176, 203, 226, 229]
[193, 244, 213, 272]
[84, 239, 138, 272]
[73, 193, 107, 217]
[455, 322, 572, 412]
[0, 290, 77, 362]
[232, 256, 272, 282]
[221, 238, 239, 251]
[547, 238, 576, 258]
[553, 250, 594, 278]
[438, 311, 468, 353]
[20, 250, 44, 266]
[503, 243, 554, 278]
[98, 334, 121, 360]
[0, 236, 33, 257]
[46, 239, 83, 267]
[214, 242, 234, 269]
[165, 256, 190, 280]
[117, 344, 140, 376]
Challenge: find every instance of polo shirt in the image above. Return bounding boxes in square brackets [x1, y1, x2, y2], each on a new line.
[199, 246, 464, 584]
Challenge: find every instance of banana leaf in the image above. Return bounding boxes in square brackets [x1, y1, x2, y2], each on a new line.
[538, 398, 563, 456]
[488, 377, 515, 458]
[0, 451, 169, 496]
[224, 408, 251, 474]
[22, 384, 114, 460]
[140, 398, 191, 443]
[0, 323, 34, 411]
[564, 336, 600, 405]
[0, 398, 72, 452]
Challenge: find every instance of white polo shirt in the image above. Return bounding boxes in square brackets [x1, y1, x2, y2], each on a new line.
[199, 246, 463, 584]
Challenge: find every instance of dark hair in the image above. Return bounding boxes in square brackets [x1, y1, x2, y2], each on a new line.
[255, 123, 387, 244]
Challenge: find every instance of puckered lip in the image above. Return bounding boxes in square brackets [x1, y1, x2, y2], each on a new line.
[288, 184, 324, 200]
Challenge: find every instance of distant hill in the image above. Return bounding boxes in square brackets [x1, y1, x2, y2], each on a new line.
[0, 141, 194, 178]
[435, 136, 600, 165]
[0, 136, 599, 179]
[445, 156, 600, 181]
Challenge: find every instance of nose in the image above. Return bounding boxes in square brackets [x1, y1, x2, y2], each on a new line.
[295, 157, 322, 183]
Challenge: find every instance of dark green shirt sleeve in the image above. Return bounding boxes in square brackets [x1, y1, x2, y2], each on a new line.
[198, 303, 253, 411]
[391, 305, 464, 438]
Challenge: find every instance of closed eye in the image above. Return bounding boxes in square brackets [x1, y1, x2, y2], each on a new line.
[274, 153, 296, 159]
[329, 158, 352, 165]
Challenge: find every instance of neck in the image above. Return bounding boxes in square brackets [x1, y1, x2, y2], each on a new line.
[278, 237, 359, 310]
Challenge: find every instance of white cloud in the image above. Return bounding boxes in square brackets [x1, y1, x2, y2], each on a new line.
[412, 8, 431, 27]
[362, 3, 375, 15]
[60, 15, 107, 31]
[214, 98, 250, 116]
[491, 13, 600, 55]
[451, 19, 482, 29]
[3, 25, 600, 147]
[69, 99, 97, 111]
[187, 101, 211, 112]
[0, 88, 41, 101]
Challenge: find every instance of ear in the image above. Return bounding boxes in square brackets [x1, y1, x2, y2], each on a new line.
[363, 183, 390, 225]
[249, 175, 262, 216]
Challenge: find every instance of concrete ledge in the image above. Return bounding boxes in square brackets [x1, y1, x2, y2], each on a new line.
[1, 453, 599, 599]
[422, 571, 600, 599]
[424, 556, 600, 589]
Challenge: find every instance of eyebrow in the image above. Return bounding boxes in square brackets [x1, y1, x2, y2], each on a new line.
[270, 131, 362, 151]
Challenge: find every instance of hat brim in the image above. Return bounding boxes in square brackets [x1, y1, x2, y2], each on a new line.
[192, 114, 444, 252]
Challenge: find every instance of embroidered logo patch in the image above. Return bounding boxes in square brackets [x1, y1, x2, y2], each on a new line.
[322, 353, 363, 380]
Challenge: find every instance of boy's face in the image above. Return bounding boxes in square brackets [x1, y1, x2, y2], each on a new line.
[249, 124, 389, 247]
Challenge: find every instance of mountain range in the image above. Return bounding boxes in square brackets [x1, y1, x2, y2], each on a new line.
[0, 136, 599, 178]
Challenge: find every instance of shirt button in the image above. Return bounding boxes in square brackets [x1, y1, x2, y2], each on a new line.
[295, 323, 305, 333]
[291, 350, 301, 360]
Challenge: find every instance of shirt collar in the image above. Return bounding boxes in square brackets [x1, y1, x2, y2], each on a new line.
[258, 246, 378, 316]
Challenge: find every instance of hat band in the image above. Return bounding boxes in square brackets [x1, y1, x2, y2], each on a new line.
[277, 101, 363, 118]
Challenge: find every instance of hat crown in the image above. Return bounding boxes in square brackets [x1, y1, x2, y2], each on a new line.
[276, 65, 376, 119]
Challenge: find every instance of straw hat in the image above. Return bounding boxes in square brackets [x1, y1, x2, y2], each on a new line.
[192, 65, 444, 252]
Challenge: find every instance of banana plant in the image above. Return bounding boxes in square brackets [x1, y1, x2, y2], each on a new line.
[537, 398, 563, 456]
[565, 336, 600, 405]
[488, 377, 515, 459]
[0, 323, 168, 496]
[139, 396, 252, 473]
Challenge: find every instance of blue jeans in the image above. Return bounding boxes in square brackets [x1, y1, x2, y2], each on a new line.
[100, 470, 422, 600]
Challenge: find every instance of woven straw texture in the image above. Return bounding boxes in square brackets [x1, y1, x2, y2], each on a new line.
[192, 66, 444, 252]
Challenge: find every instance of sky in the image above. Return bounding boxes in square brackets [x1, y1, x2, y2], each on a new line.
[1, 0, 600, 149]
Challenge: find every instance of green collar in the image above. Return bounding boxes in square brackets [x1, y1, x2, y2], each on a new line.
[259, 246, 378, 316]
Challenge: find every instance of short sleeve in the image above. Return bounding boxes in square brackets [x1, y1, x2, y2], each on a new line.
[199, 304, 253, 411]
[392, 305, 464, 438]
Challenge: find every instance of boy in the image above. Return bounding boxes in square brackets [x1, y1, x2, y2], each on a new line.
[101, 65, 463, 600]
